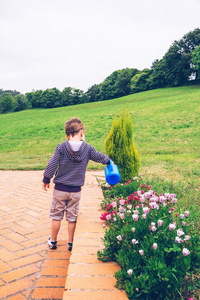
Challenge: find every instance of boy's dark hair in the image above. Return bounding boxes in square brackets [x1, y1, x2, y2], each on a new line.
[65, 118, 85, 137]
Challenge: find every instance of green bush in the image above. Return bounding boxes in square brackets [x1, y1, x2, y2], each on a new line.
[105, 108, 141, 183]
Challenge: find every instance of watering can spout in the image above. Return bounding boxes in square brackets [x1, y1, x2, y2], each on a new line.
[105, 160, 121, 185]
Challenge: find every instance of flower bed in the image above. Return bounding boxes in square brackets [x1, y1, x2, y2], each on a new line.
[98, 176, 200, 300]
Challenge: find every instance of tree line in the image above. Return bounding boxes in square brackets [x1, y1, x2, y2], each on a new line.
[1, 28, 200, 114]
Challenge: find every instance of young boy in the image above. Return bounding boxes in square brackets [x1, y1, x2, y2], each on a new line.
[42, 118, 111, 251]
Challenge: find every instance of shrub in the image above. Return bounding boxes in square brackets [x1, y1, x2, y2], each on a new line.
[98, 177, 200, 299]
[105, 108, 141, 183]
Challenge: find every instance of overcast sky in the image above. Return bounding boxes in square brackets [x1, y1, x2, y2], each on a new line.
[0, 0, 200, 94]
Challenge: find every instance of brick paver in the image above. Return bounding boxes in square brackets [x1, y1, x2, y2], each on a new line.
[0, 171, 70, 300]
[0, 171, 128, 299]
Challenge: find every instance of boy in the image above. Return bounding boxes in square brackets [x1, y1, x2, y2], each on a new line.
[42, 118, 111, 251]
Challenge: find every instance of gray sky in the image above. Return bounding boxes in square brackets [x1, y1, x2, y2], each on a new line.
[0, 0, 200, 94]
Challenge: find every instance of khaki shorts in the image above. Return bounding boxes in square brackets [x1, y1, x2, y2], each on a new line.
[49, 189, 81, 222]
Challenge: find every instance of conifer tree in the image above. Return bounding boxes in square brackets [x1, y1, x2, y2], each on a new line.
[105, 108, 140, 183]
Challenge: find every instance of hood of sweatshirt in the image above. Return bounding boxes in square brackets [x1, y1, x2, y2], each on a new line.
[64, 140, 88, 162]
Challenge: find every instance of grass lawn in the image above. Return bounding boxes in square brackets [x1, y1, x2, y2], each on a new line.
[0, 85, 199, 207]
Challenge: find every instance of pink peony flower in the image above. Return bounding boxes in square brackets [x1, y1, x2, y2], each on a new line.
[150, 196, 158, 202]
[185, 235, 190, 241]
[171, 193, 176, 198]
[137, 191, 142, 196]
[175, 236, 182, 243]
[169, 223, 176, 231]
[106, 214, 112, 220]
[165, 193, 171, 199]
[139, 173, 141, 177]
[140, 195, 146, 203]
[153, 243, 157, 250]
[180, 214, 184, 219]
[139, 249, 144, 256]
[119, 199, 125, 206]
[182, 221, 186, 226]
[159, 196, 165, 203]
[119, 206, 124, 213]
[149, 202, 157, 209]
[132, 239, 139, 244]
[131, 227, 135, 232]
[182, 248, 190, 256]
[132, 214, 139, 222]
[100, 212, 108, 220]
[158, 220, 163, 227]
[142, 214, 147, 219]
[145, 192, 151, 199]
[151, 226, 157, 232]
[133, 210, 139, 215]
[185, 211, 190, 218]
[143, 207, 150, 214]
[120, 213, 125, 220]
[111, 201, 117, 208]
[127, 269, 133, 275]
[133, 177, 138, 180]
[177, 228, 185, 237]
[116, 235, 122, 241]
[172, 198, 177, 204]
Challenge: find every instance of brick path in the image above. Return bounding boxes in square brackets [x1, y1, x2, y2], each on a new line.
[0, 171, 128, 300]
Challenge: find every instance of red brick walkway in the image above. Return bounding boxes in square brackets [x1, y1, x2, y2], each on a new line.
[0, 171, 128, 300]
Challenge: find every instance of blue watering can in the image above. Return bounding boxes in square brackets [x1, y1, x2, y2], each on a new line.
[105, 160, 121, 185]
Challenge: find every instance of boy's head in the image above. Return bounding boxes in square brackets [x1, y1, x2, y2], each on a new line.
[65, 118, 85, 139]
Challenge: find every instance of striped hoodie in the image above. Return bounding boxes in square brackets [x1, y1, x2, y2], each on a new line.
[43, 140, 110, 192]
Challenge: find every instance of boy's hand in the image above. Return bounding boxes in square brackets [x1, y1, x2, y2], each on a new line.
[43, 183, 50, 191]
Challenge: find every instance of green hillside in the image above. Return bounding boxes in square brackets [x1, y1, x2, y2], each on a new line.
[0, 85, 199, 189]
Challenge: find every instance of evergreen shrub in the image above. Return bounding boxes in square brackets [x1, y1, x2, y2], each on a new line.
[105, 108, 141, 183]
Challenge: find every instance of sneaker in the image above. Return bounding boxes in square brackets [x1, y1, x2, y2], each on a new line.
[68, 242, 73, 251]
[48, 237, 57, 250]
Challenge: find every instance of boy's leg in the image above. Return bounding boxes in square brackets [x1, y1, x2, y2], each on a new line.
[68, 221, 76, 243]
[51, 219, 61, 242]
[66, 191, 81, 251]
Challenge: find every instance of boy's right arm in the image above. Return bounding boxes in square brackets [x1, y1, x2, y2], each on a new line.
[42, 144, 62, 186]
[42, 183, 50, 191]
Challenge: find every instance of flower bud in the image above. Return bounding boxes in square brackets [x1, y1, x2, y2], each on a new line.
[132, 239, 139, 244]
[182, 248, 190, 256]
[158, 220, 163, 227]
[139, 249, 144, 256]
[185, 211, 190, 218]
[116, 235, 122, 241]
[127, 269, 133, 275]
[153, 243, 157, 250]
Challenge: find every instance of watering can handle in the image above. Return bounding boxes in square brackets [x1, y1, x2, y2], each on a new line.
[109, 160, 114, 171]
